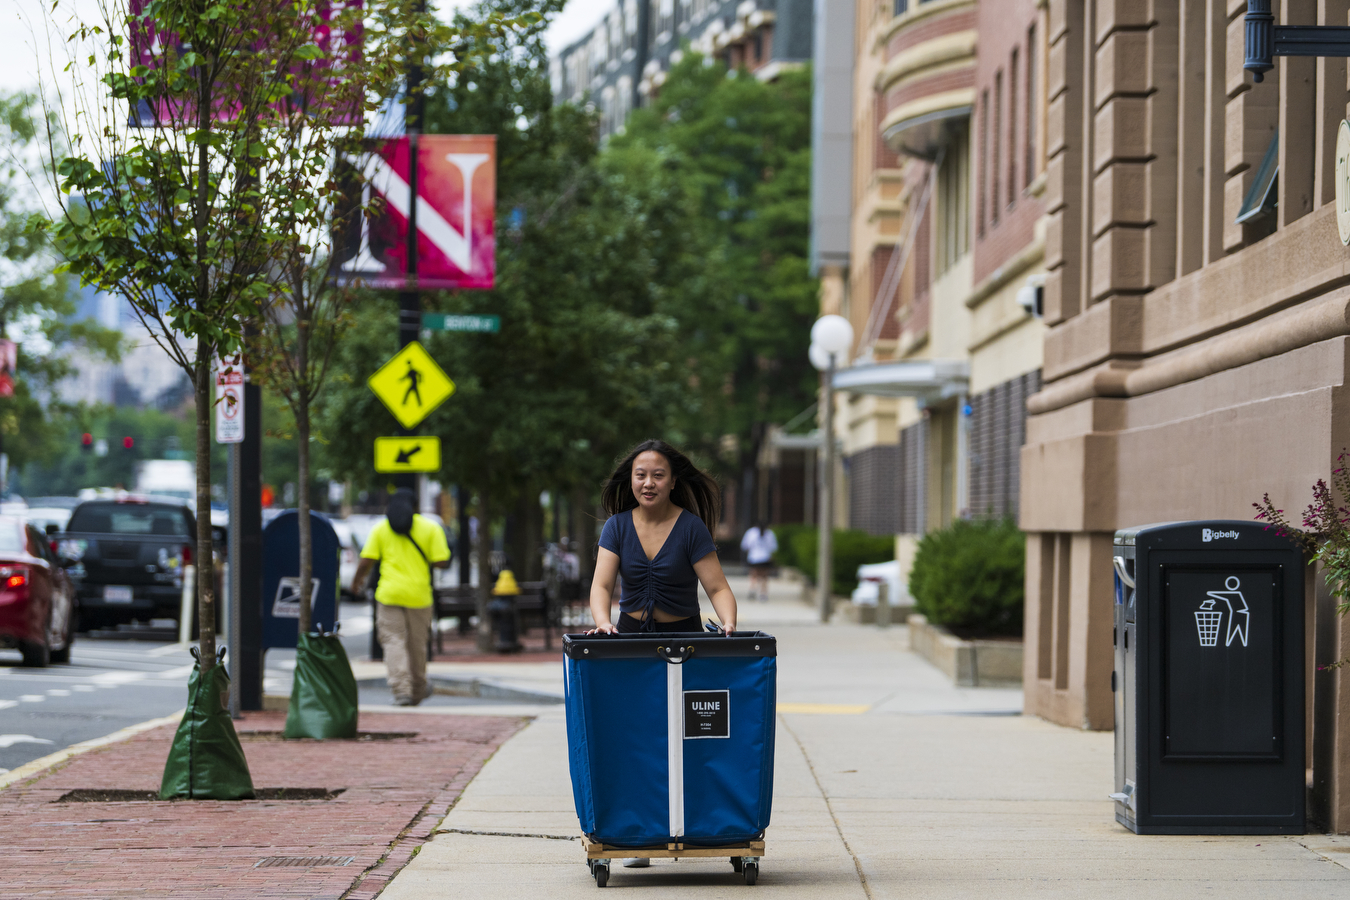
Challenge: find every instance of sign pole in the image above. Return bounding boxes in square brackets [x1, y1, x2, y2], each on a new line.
[396, 14, 426, 501]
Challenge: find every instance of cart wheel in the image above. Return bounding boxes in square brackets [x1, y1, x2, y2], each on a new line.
[731, 857, 743, 873]
[587, 859, 596, 875]
[595, 863, 609, 887]
[743, 862, 758, 885]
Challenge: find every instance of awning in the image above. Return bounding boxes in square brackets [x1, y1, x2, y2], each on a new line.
[830, 359, 969, 401]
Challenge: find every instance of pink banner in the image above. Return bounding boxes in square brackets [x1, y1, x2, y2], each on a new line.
[336, 135, 497, 291]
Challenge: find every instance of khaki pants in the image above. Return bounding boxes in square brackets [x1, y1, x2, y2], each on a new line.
[376, 603, 432, 701]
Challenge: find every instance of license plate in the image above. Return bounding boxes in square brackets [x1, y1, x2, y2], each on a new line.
[104, 585, 134, 603]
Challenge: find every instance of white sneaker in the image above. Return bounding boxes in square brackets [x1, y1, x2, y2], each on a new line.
[622, 858, 650, 868]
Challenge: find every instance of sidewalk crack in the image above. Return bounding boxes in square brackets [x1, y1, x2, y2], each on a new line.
[779, 713, 874, 900]
[438, 828, 578, 841]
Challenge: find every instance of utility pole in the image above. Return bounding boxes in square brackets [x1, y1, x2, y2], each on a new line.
[817, 360, 835, 623]
[395, 5, 426, 501]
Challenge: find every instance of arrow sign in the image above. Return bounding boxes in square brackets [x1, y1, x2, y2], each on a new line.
[367, 342, 455, 430]
[374, 436, 442, 474]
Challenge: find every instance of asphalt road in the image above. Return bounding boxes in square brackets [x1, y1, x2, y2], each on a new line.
[0, 601, 530, 774]
[0, 635, 195, 773]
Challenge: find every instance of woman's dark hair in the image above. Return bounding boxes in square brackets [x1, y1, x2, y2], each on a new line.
[601, 440, 721, 535]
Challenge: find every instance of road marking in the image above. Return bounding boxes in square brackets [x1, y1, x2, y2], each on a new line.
[72, 685, 94, 692]
[19, 695, 44, 703]
[0, 700, 15, 710]
[777, 703, 871, 715]
[47, 689, 70, 697]
[0, 734, 54, 748]
[0, 710, 183, 791]
[154, 664, 195, 680]
[148, 643, 190, 657]
[92, 671, 146, 686]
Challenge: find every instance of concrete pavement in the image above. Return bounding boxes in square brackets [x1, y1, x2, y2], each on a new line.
[381, 576, 1350, 898]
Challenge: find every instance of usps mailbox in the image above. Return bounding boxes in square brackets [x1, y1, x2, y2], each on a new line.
[261, 510, 340, 650]
[1112, 521, 1305, 834]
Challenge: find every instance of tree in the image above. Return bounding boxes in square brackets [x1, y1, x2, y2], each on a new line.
[0, 91, 121, 485]
[316, 0, 693, 648]
[606, 56, 819, 527]
[38, 0, 459, 671]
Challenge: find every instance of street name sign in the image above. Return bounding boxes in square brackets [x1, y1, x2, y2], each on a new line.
[214, 354, 244, 444]
[421, 313, 500, 333]
[367, 341, 455, 429]
[374, 436, 442, 473]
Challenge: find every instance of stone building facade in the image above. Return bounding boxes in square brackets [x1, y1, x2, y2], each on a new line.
[1020, 0, 1350, 830]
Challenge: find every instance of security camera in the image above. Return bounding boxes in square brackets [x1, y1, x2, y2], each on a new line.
[1017, 274, 1046, 319]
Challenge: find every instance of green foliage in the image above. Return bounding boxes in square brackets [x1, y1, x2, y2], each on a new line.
[909, 518, 1025, 636]
[770, 523, 815, 570]
[16, 406, 196, 497]
[0, 91, 120, 480]
[789, 528, 895, 596]
[606, 57, 818, 478]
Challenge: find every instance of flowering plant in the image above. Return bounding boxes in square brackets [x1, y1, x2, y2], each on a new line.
[1254, 453, 1350, 666]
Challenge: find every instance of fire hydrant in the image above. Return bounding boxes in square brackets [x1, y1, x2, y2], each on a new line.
[489, 569, 523, 653]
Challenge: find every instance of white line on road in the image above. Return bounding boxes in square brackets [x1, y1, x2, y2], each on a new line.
[0, 700, 15, 710]
[0, 734, 54, 748]
[46, 689, 70, 697]
[18, 695, 44, 703]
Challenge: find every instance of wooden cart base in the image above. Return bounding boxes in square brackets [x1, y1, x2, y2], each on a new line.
[584, 839, 765, 886]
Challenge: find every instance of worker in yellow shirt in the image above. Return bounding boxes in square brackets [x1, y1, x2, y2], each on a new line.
[352, 490, 451, 706]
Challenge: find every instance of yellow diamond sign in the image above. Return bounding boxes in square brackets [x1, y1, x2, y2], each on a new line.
[367, 342, 455, 429]
[374, 436, 442, 474]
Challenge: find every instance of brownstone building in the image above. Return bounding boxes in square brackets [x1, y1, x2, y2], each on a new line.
[1021, 0, 1350, 830]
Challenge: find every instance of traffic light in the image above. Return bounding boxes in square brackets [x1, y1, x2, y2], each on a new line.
[81, 433, 93, 452]
[122, 436, 135, 451]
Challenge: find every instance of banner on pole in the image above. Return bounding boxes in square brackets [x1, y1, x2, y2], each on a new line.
[335, 135, 497, 290]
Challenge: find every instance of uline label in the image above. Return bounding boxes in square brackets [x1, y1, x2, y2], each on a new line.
[684, 690, 730, 739]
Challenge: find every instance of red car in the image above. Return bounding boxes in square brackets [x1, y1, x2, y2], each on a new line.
[0, 515, 76, 667]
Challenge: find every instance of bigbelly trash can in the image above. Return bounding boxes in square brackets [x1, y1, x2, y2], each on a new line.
[564, 631, 776, 886]
[1112, 521, 1306, 834]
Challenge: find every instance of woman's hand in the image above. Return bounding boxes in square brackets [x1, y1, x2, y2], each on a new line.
[587, 622, 618, 635]
[721, 621, 736, 636]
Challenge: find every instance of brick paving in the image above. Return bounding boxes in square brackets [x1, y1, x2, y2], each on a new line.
[0, 710, 524, 899]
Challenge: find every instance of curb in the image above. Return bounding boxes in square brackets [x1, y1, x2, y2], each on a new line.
[0, 710, 184, 791]
[357, 675, 564, 705]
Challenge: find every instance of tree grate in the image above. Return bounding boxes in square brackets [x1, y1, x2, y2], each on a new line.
[254, 856, 355, 868]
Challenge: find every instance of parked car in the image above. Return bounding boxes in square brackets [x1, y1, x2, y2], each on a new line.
[25, 507, 72, 535]
[60, 497, 196, 631]
[0, 515, 76, 667]
[330, 519, 361, 600]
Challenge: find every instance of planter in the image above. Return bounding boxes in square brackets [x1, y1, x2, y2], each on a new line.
[907, 613, 1022, 686]
[835, 599, 917, 625]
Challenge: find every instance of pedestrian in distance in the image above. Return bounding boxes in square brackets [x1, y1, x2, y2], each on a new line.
[587, 439, 738, 637]
[352, 490, 450, 706]
[740, 520, 777, 603]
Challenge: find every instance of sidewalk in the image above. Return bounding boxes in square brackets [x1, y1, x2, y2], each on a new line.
[380, 577, 1350, 899]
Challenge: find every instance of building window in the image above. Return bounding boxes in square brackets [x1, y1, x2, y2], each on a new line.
[1025, 24, 1037, 186]
[978, 89, 988, 237]
[991, 69, 1002, 226]
[1008, 48, 1018, 207]
[935, 122, 970, 275]
[894, 0, 907, 14]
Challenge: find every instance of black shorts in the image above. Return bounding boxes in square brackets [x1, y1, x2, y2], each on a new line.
[617, 612, 703, 633]
[749, 562, 773, 575]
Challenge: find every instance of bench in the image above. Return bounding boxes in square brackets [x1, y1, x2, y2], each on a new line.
[433, 581, 557, 652]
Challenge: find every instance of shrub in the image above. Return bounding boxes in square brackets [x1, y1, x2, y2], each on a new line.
[909, 518, 1025, 636]
[771, 524, 815, 570]
[788, 528, 894, 595]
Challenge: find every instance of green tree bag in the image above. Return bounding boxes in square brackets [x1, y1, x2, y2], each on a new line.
[160, 649, 254, 800]
[283, 630, 359, 740]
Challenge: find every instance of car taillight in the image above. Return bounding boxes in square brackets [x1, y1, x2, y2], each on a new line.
[182, 544, 192, 565]
[0, 566, 28, 590]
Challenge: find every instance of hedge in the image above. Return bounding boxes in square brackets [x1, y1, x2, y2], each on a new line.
[784, 527, 894, 596]
[908, 517, 1024, 636]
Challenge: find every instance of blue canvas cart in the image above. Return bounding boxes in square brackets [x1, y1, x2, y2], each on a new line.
[563, 631, 777, 887]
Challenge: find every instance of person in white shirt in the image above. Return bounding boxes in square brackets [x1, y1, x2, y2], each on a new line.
[740, 521, 778, 602]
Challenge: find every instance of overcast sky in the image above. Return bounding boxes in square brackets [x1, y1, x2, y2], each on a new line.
[0, 0, 612, 96]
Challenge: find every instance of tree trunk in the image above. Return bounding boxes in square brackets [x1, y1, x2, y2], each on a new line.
[475, 483, 493, 652]
[195, 346, 217, 672]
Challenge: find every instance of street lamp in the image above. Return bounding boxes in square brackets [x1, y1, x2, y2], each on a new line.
[809, 314, 853, 624]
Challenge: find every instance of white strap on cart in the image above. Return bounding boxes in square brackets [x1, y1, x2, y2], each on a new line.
[667, 660, 684, 838]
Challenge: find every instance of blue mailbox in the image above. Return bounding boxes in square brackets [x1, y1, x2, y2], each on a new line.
[261, 510, 341, 649]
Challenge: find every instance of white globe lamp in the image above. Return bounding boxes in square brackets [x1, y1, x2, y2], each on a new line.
[808, 342, 834, 372]
[810, 315, 854, 358]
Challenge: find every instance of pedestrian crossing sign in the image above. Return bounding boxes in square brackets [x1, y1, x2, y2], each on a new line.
[374, 436, 442, 473]
[367, 342, 455, 429]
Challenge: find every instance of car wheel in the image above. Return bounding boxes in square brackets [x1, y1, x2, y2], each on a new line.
[20, 640, 51, 668]
[50, 626, 73, 664]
